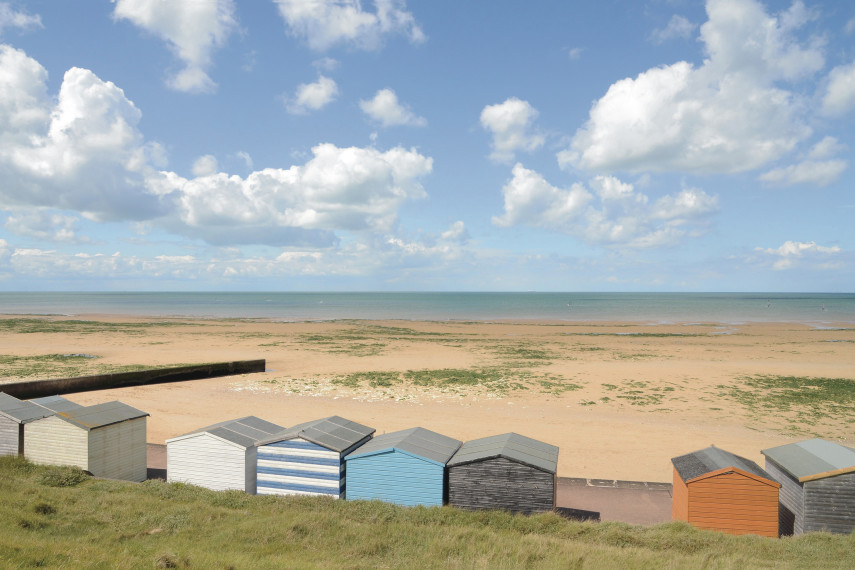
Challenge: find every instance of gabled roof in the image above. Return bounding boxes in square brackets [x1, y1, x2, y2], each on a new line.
[258, 415, 375, 452]
[54, 401, 149, 431]
[0, 392, 55, 424]
[672, 446, 775, 484]
[345, 427, 461, 466]
[762, 439, 855, 482]
[168, 416, 284, 448]
[447, 432, 558, 474]
[29, 395, 84, 414]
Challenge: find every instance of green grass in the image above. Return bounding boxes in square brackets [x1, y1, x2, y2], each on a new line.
[0, 318, 193, 335]
[1, 457, 854, 569]
[0, 354, 187, 381]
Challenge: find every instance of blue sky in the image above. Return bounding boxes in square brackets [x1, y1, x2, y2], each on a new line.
[0, 0, 853, 292]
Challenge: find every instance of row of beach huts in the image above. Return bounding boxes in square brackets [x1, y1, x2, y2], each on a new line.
[2, 391, 854, 537]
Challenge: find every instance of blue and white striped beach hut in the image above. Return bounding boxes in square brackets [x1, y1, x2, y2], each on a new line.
[256, 415, 375, 498]
[344, 427, 462, 507]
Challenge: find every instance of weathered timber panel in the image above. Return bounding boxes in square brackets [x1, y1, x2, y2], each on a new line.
[0, 418, 20, 456]
[24, 416, 88, 470]
[803, 472, 855, 535]
[672, 467, 689, 521]
[448, 457, 554, 515]
[87, 417, 147, 482]
[765, 460, 804, 536]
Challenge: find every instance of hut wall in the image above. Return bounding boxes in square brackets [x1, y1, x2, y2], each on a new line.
[346, 450, 444, 507]
[764, 460, 802, 536]
[167, 434, 249, 492]
[687, 471, 779, 537]
[0, 417, 21, 456]
[448, 457, 554, 514]
[24, 416, 88, 470]
[672, 467, 689, 521]
[257, 438, 343, 498]
[87, 417, 147, 482]
[803, 472, 855, 535]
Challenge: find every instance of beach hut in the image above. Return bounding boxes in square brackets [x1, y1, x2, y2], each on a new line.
[167, 416, 283, 494]
[671, 446, 780, 537]
[29, 395, 84, 414]
[447, 432, 558, 515]
[0, 392, 55, 456]
[762, 439, 855, 535]
[344, 427, 462, 507]
[24, 400, 149, 482]
[256, 415, 375, 498]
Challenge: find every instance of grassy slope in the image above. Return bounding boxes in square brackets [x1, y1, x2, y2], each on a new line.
[1, 458, 854, 569]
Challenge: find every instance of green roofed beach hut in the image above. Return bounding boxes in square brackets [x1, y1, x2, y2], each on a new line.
[448, 432, 559, 515]
[0, 392, 55, 456]
[256, 415, 375, 498]
[24, 400, 149, 482]
[762, 438, 855, 535]
[167, 416, 284, 494]
[344, 427, 462, 507]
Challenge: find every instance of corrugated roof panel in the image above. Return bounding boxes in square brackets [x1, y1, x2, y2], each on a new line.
[447, 433, 558, 473]
[29, 395, 84, 414]
[672, 446, 773, 482]
[58, 401, 149, 431]
[348, 427, 461, 465]
[259, 415, 375, 452]
[172, 416, 285, 448]
[762, 439, 855, 481]
[0, 392, 55, 423]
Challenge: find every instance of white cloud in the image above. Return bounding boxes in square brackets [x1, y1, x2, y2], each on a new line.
[755, 240, 841, 270]
[0, 45, 165, 221]
[359, 88, 426, 127]
[562, 0, 823, 174]
[236, 151, 253, 170]
[651, 15, 697, 43]
[4, 210, 88, 243]
[493, 164, 718, 249]
[441, 221, 468, 243]
[567, 47, 584, 60]
[0, 2, 42, 33]
[273, 0, 425, 51]
[480, 98, 544, 163]
[822, 60, 855, 116]
[112, 0, 237, 94]
[846, 18, 855, 35]
[807, 136, 847, 160]
[286, 75, 339, 114]
[759, 159, 848, 187]
[192, 154, 218, 177]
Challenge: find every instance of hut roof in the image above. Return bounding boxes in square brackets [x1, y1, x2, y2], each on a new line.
[258, 415, 375, 452]
[672, 446, 774, 483]
[29, 395, 84, 414]
[55, 401, 149, 431]
[169, 416, 284, 448]
[346, 427, 461, 465]
[447, 432, 558, 473]
[762, 439, 855, 483]
[0, 392, 55, 424]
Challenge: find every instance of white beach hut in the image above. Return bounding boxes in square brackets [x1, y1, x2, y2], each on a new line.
[24, 400, 149, 481]
[0, 392, 54, 456]
[167, 416, 284, 494]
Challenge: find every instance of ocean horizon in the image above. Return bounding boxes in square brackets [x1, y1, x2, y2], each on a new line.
[1, 291, 853, 325]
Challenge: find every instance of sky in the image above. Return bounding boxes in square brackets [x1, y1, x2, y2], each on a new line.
[0, 0, 853, 292]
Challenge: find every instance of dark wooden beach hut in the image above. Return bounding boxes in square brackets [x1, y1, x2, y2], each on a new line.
[167, 416, 284, 494]
[24, 400, 150, 481]
[762, 438, 855, 535]
[0, 392, 54, 456]
[256, 415, 375, 498]
[447, 432, 558, 514]
[344, 427, 462, 507]
[672, 446, 780, 537]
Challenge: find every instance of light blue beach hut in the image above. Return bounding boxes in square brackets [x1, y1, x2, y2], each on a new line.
[256, 415, 375, 498]
[344, 427, 462, 507]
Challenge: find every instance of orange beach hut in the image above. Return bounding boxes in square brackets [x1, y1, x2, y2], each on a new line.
[671, 446, 780, 537]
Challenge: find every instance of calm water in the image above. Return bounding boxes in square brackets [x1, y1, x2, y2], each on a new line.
[1, 292, 854, 324]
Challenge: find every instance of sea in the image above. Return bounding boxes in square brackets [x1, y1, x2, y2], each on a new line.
[1, 292, 854, 325]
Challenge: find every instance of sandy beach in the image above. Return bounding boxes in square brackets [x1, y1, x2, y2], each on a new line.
[3, 315, 854, 482]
